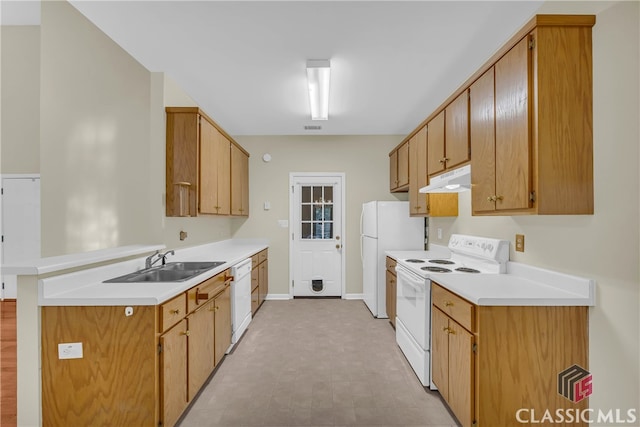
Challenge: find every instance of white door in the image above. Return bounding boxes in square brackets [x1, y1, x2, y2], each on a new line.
[1, 175, 41, 299]
[290, 173, 344, 297]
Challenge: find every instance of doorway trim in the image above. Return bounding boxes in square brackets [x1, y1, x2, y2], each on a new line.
[289, 172, 346, 299]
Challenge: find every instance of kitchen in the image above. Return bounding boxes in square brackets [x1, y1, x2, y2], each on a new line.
[1, 1, 638, 426]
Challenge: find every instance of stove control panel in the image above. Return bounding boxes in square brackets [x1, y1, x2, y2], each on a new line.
[448, 234, 510, 263]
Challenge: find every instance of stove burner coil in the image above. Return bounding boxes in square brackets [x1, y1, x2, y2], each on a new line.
[404, 259, 425, 263]
[428, 259, 455, 265]
[455, 267, 480, 273]
[421, 266, 452, 273]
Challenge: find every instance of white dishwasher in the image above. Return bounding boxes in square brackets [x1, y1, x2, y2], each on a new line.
[228, 258, 252, 352]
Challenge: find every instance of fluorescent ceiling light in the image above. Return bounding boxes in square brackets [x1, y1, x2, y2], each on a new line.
[306, 59, 330, 121]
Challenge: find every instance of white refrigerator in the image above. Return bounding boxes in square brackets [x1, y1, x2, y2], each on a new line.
[360, 201, 424, 318]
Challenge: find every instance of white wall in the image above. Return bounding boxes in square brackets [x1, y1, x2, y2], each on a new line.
[1, 26, 40, 174]
[38, 2, 235, 256]
[232, 135, 405, 296]
[430, 1, 640, 417]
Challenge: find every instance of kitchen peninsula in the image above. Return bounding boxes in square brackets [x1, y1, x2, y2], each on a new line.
[4, 238, 268, 427]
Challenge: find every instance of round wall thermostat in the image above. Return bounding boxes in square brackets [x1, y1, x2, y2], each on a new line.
[262, 153, 272, 162]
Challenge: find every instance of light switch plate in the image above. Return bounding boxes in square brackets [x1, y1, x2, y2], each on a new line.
[58, 342, 83, 360]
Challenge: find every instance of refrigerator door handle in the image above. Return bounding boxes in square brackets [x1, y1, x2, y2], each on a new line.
[359, 207, 364, 264]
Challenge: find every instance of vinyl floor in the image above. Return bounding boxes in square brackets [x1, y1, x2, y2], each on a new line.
[179, 298, 456, 427]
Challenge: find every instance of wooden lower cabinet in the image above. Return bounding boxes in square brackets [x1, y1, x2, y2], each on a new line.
[0, 300, 17, 427]
[41, 271, 233, 427]
[431, 282, 589, 427]
[385, 257, 397, 328]
[161, 319, 189, 427]
[251, 249, 269, 314]
[213, 286, 232, 366]
[187, 300, 215, 400]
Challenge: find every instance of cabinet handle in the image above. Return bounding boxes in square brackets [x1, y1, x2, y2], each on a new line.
[496, 195, 504, 201]
[196, 291, 208, 304]
[487, 196, 496, 202]
[439, 159, 445, 164]
[180, 331, 190, 337]
[444, 301, 454, 307]
[170, 309, 180, 315]
[442, 327, 450, 333]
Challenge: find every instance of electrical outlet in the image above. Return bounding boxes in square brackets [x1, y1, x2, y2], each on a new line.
[58, 342, 83, 360]
[515, 234, 525, 252]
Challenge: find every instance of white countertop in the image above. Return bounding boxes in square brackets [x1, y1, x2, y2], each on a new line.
[2, 244, 166, 275]
[37, 239, 268, 306]
[386, 247, 594, 306]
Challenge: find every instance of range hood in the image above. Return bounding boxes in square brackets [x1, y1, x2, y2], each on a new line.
[419, 164, 471, 193]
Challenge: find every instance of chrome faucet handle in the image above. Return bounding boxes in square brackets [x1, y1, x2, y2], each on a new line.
[145, 250, 160, 269]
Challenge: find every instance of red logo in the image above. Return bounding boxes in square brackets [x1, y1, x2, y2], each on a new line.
[558, 364, 593, 402]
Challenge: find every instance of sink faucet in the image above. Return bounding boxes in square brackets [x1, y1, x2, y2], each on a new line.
[145, 250, 175, 269]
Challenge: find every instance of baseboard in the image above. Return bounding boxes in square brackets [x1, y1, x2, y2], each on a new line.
[265, 294, 291, 300]
[343, 293, 364, 300]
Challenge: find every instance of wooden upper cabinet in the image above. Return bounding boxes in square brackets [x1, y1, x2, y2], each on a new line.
[166, 107, 250, 217]
[494, 37, 533, 212]
[397, 142, 410, 189]
[231, 143, 249, 216]
[471, 18, 594, 215]
[427, 110, 445, 176]
[445, 90, 470, 170]
[470, 67, 498, 214]
[199, 119, 230, 215]
[389, 141, 409, 192]
[409, 126, 428, 216]
[389, 150, 399, 191]
[427, 91, 470, 178]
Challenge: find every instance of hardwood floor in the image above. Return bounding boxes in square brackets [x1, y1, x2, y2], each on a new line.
[0, 300, 17, 427]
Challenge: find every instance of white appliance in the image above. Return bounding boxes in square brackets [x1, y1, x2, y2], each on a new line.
[395, 234, 509, 388]
[360, 201, 424, 318]
[229, 258, 252, 350]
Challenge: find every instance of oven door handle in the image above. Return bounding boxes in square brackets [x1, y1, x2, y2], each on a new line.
[396, 267, 426, 293]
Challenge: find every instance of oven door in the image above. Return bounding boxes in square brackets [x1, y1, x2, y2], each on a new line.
[395, 265, 430, 350]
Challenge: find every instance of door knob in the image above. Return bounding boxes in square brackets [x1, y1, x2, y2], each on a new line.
[336, 244, 342, 249]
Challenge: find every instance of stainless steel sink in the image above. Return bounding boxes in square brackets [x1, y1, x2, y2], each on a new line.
[103, 261, 225, 283]
[163, 261, 225, 272]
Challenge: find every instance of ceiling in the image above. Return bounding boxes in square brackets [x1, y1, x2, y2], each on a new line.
[3, 1, 611, 136]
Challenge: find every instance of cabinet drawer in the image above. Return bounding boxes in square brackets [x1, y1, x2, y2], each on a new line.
[160, 293, 186, 333]
[258, 249, 268, 264]
[187, 270, 231, 313]
[386, 257, 397, 273]
[432, 283, 475, 332]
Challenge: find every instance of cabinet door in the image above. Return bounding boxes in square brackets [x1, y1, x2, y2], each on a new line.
[431, 307, 450, 400]
[427, 110, 446, 176]
[470, 67, 497, 214]
[389, 150, 399, 191]
[187, 300, 215, 401]
[231, 144, 249, 216]
[258, 261, 268, 306]
[445, 90, 470, 168]
[409, 126, 428, 216]
[385, 270, 396, 327]
[213, 286, 232, 366]
[495, 36, 532, 211]
[448, 320, 475, 427]
[397, 142, 410, 188]
[215, 132, 231, 215]
[199, 118, 218, 214]
[160, 319, 188, 427]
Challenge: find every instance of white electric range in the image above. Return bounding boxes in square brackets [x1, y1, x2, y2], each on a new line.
[394, 234, 509, 388]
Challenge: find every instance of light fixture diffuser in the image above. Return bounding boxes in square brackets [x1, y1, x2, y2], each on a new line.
[306, 59, 330, 121]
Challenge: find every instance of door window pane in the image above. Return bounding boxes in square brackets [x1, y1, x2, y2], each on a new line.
[300, 185, 334, 240]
